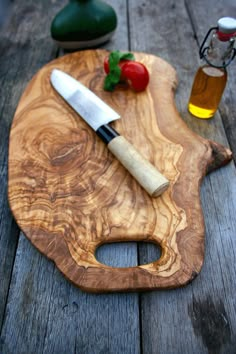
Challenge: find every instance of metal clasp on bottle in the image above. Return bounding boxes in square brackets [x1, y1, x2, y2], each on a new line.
[199, 26, 236, 68]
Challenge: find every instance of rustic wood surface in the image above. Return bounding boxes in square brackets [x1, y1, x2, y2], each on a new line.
[8, 50, 232, 292]
[1, 0, 236, 352]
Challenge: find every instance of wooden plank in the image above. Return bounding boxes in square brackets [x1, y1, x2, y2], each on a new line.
[0, 0, 140, 353]
[0, 0, 62, 332]
[0, 0, 11, 28]
[0, 167, 19, 329]
[0, 0, 65, 331]
[128, 0, 236, 353]
[94, 0, 141, 283]
[82, 0, 140, 280]
[0, 4, 21, 320]
[59, 0, 140, 271]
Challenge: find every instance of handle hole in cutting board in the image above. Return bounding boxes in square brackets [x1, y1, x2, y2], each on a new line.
[95, 242, 162, 268]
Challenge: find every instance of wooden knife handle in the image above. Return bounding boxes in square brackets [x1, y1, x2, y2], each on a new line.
[107, 135, 169, 197]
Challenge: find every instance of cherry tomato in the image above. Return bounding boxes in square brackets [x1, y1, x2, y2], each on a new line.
[103, 56, 109, 74]
[121, 61, 149, 92]
[103, 55, 150, 92]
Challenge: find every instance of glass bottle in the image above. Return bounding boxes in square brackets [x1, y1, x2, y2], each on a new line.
[188, 17, 236, 119]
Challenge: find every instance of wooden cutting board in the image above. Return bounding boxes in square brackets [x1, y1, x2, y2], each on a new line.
[8, 50, 232, 292]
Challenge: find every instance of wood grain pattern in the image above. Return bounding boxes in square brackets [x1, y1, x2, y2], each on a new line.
[8, 49, 232, 292]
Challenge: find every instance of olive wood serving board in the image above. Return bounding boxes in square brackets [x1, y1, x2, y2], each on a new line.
[8, 50, 232, 292]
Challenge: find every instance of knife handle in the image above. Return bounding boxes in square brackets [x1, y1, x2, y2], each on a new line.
[107, 135, 169, 197]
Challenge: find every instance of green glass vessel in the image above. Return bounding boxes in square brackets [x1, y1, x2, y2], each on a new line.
[51, 0, 117, 49]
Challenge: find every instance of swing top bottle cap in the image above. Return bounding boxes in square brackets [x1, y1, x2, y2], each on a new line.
[217, 17, 236, 34]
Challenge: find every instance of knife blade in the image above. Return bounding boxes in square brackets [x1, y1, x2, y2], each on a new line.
[50, 69, 169, 197]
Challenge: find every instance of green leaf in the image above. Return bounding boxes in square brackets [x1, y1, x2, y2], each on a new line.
[118, 52, 135, 61]
[104, 66, 121, 91]
[109, 50, 122, 69]
[103, 50, 135, 91]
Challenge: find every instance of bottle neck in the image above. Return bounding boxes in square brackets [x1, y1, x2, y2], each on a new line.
[200, 28, 236, 68]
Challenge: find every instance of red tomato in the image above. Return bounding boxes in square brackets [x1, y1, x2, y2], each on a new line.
[103, 55, 150, 91]
[121, 61, 149, 92]
[103, 56, 110, 74]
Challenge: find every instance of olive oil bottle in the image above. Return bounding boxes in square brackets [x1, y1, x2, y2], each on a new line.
[188, 17, 236, 119]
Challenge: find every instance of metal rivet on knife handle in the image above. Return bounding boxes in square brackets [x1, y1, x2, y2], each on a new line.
[108, 135, 169, 197]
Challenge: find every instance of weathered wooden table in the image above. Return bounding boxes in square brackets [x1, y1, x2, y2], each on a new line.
[1, 1, 236, 353]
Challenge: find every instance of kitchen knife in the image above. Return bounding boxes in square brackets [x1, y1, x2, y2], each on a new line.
[50, 69, 169, 197]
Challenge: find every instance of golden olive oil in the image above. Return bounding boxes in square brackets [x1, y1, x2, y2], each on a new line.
[188, 66, 227, 119]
